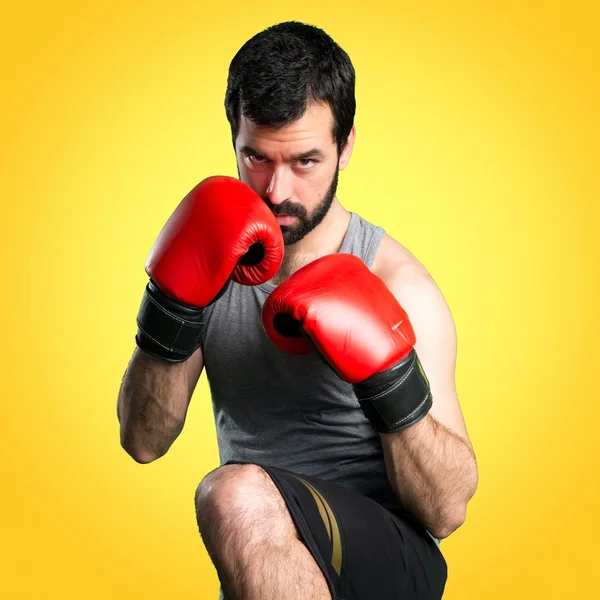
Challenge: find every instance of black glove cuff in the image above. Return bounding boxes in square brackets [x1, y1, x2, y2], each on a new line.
[135, 280, 205, 362]
[353, 349, 432, 433]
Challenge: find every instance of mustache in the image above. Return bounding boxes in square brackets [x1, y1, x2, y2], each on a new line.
[261, 198, 307, 219]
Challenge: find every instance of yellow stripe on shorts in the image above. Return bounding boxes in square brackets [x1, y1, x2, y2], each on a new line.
[296, 476, 343, 577]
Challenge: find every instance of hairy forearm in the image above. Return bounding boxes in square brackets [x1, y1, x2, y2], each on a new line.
[117, 348, 190, 463]
[380, 414, 478, 539]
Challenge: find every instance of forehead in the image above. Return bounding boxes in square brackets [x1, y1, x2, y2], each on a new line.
[237, 102, 336, 154]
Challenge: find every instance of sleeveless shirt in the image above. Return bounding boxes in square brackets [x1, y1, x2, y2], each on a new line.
[198, 212, 410, 511]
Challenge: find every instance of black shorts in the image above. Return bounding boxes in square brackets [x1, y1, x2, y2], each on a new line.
[224, 461, 448, 600]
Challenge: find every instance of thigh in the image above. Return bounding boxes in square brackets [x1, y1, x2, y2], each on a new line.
[225, 460, 448, 600]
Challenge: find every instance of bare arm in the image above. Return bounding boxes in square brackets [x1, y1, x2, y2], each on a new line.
[117, 346, 204, 463]
[372, 237, 478, 538]
[380, 267, 478, 538]
[380, 415, 478, 539]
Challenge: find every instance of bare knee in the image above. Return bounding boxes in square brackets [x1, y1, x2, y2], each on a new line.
[195, 465, 328, 599]
[195, 463, 269, 516]
[195, 464, 291, 538]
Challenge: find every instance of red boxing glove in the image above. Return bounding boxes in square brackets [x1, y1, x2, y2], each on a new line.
[137, 176, 284, 361]
[262, 254, 432, 433]
[147, 176, 283, 305]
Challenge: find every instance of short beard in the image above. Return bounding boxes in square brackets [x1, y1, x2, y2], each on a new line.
[263, 166, 339, 246]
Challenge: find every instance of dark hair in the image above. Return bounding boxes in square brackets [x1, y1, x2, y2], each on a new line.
[225, 21, 356, 154]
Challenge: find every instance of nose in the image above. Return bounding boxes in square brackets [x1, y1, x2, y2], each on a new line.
[265, 167, 292, 205]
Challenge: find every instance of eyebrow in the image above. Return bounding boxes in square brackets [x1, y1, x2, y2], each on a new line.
[239, 145, 325, 161]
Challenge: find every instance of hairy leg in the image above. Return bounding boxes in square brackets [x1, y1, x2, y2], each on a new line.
[195, 464, 331, 600]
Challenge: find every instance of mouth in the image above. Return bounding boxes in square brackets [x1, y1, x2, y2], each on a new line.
[274, 215, 297, 226]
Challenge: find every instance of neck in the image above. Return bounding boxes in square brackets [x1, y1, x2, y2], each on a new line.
[271, 198, 351, 285]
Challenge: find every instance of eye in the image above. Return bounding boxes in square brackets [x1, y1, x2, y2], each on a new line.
[296, 158, 316, 169]
[244, 154, 269, 168]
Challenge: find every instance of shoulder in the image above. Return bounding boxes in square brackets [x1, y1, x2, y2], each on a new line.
[372, 234, 437, 301]
[371, 234, 456, 358]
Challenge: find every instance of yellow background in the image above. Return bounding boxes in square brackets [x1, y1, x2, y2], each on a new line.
[2, 0, 599, 598]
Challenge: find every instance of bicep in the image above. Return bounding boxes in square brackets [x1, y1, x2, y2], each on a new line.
[389, 267, 472, 444]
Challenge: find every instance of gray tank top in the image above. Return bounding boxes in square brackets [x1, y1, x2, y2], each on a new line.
[200, 212, 401, 510]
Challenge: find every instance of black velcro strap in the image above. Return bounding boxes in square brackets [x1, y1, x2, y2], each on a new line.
[135, 280, 205, 362]
[353, 349, 432, 433]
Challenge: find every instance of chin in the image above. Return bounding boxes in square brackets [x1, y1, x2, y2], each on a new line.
[281, 228, 306, 246]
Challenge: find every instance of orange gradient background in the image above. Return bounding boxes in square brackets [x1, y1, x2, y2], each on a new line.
[1, 1, 599, 598]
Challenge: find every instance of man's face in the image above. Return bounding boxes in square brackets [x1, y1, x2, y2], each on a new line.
[235, 102, 354, 245]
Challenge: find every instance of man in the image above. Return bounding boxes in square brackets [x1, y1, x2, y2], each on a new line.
[117, 21, 478, 600]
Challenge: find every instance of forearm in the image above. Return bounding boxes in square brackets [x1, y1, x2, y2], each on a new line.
[117, 348, 191, 463]
[380, 413, 478, 539]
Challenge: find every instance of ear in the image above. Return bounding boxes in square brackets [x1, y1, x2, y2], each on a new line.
[338, 126, 356, 170]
